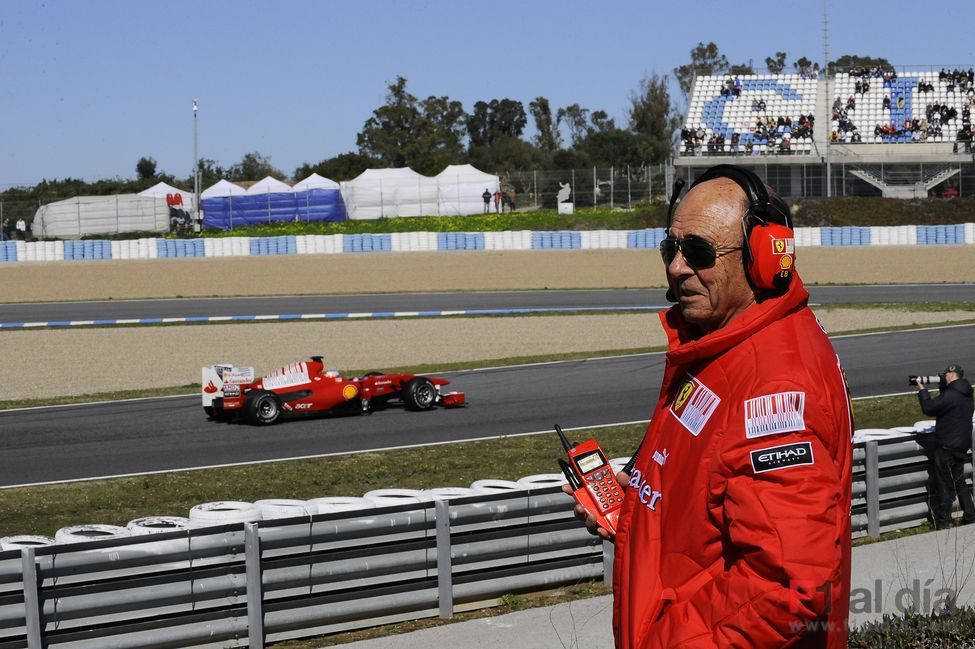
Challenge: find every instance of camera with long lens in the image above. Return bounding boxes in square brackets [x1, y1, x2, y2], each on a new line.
[909, 374, 946, 389]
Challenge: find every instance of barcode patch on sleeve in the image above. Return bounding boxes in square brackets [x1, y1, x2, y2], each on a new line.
[744, 391, 806, 439]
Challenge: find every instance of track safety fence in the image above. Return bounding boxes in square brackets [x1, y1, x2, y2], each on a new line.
[1, 433, 969, 648]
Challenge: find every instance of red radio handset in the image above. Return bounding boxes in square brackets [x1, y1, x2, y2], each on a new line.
[555, 424, 623, 537]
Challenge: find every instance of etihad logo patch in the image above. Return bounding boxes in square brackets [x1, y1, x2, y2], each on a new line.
[750, 442, 814, 473]
[669, 375, 720, 437]
[744, 391, 806, 439]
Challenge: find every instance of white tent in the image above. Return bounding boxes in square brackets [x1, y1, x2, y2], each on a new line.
[292, 173, 340, 191]
[201, 179, 247, 199]
[33, 194, 169, 238]
[435, 164, 499, 216]
[246, 176, 292, 194]
[138, 181, 196, 210]
[341, 168, 440, 220]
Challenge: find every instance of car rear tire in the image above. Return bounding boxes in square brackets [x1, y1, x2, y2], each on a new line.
[204, 406, 215, 418]
[403, 377, 437, 411]
[247, 392, 281, 425]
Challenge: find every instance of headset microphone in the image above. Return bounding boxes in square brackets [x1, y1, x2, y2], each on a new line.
[665, 288, 677, 302]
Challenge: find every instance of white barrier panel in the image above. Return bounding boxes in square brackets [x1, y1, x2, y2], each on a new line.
[25, 242, 38, 261]
[14, 241, 26, 261]
[794, 226, 821, 248]
[111, 240, 123, 259]
[966, 223, 975, 244]
[870, 227, 887, 246]
[391, 231, 438, 252]
[146, 238, 159, 259]
[901, 225, 917, 245]
[484, 230, 531, 250]
[581, 230, 627, 249]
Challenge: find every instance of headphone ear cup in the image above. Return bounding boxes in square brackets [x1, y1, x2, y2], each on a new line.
[746, 221, 796, 291]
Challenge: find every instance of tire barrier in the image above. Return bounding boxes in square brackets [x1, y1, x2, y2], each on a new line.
[126, 516, 192, 535]
[54, 524, 130, 544]
[254, 499, 314, 519]
[421, 487, 477, 501]
[4, 223, 972, 263]
[305, 496, 376, 514]
[0, 535, 55, 551]
[188, 501, 262, 527]
[362, 488, 430, 506]
[516, 473, 569, 488]
[469, 479, 523, 493]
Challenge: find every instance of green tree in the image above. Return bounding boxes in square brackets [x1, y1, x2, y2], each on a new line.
[528, 97, 562, 153]
[293, 152, 375, 182]
[765, 52, 788, 74]
[729, 61, 755, 76]
[793, 56, 814, 73]
[467, 99, 528, 148]
[829, 54, 892, 75]
[356, 76, 466, 174]
[674, 42, 730, 99]
[628, 72, 682, 164]
[226, 152, 282, 182]
[194, 158, 225, 188]
[135, 156, 157, 181]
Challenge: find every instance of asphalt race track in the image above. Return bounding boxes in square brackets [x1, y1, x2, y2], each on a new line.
[0, 284, 973, 324]
[1, 323, 972, 487]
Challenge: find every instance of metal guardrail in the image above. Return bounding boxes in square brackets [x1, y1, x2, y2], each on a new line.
[1, 435, 966, 648]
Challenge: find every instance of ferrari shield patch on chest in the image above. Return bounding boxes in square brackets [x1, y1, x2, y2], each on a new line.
[669, 374, 720, 437]
[744, 391, 806, 439]
[750, 441, 814, 473]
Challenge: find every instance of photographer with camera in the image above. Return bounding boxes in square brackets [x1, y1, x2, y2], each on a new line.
[916, 364, 975, 528]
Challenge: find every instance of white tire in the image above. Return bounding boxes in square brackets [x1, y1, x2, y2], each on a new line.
[469, 479, 524, 494]
[55, 524, 129, 544]
[188, 501, 262, 527]
[853, 428, 902, 443]
[306, 496, 375, 514]
[0, 535, 55, 551]
[913, 420, 936, 433]
[127, 516, 191, 535]
[516, 473, 568, 488]
[421, 487, 476, 501]
[255, 499, 312, 520]
[363, 489, 430, 507]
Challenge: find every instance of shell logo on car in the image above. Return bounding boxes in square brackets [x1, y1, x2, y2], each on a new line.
[342, 384, 359, 400]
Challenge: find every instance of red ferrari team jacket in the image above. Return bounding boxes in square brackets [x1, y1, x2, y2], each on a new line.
[613, 276, 853, 648]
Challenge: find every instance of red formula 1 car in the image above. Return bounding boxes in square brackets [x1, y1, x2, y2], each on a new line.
[202, 356, 465, 425]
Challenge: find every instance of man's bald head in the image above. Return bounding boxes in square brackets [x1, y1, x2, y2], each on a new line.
[664, 177, 756, 334]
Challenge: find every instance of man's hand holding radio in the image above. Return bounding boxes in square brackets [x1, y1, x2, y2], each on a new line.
[562, 470, 628, 541]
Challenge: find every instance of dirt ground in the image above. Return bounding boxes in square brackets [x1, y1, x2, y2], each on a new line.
[1, 247, 974, 303]
[1, 247, 973, 399]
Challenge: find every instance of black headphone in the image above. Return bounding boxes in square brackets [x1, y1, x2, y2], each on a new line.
[666, 164, 796, 293]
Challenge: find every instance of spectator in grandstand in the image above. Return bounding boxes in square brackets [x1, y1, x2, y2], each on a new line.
[940, 68, 948, 81]
[846, 95, 856, 111]
[733, 76, 742, 97]
[897, 96, 906, 110]
[883, 95, 891, 110]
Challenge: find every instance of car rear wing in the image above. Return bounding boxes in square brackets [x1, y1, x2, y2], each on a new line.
[201, 364, 255, 406]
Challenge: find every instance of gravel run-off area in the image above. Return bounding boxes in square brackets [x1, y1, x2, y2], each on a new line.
[1, 247, 973, 400]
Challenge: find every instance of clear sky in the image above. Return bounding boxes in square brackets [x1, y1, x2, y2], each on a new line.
[1, 0, 972, 188]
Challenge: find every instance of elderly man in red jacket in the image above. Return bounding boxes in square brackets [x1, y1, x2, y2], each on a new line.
[574, 165, 853, 648]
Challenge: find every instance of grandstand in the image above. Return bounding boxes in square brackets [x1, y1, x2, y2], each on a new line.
[675, 69, 975, 199]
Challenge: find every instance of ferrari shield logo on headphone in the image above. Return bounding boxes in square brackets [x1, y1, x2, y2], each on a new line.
[771, 237, 795, 255]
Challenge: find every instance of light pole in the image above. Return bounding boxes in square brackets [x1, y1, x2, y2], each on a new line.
[193, 98, 200, 231]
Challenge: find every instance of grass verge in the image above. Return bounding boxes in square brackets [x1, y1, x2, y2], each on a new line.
[0, 393, 922, 538]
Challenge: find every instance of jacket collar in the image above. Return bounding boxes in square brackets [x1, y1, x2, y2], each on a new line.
[660, 275, 810, 371]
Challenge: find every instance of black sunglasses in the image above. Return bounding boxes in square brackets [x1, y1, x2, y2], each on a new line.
[659, 235, 741, 269]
